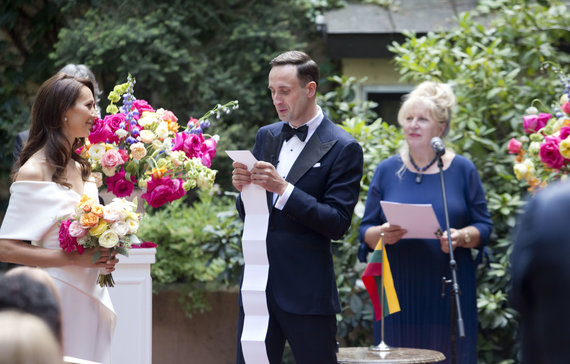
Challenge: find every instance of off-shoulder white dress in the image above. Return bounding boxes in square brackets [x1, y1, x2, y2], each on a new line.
[0, 181, 116, 364]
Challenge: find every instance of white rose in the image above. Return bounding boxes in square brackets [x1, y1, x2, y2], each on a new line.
[99, 230, 119, 248]
[88, 144, 106, 161]
[111, 221, 129, 237]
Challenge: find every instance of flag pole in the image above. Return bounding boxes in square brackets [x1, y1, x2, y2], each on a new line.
[369, 232, 392, 352]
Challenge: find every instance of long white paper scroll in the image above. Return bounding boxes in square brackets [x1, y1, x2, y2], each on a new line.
[226, 150, 270, 364]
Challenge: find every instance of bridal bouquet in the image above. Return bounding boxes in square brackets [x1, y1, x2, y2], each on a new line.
[58, 195, 141, 287]
[83, 74, 238, 207]
[509, 67, 570, 191]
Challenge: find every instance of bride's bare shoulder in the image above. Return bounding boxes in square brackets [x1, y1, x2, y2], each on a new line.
[14, 152, 51, 182]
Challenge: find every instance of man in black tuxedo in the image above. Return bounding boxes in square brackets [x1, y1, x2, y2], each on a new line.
[232, 51, 363, 363]
[510, 181, 570, 364]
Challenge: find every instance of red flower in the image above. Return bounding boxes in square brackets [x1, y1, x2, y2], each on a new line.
[141, 177, 186, 208]
[106, 168, 137, 197]
[172, 132, 205, 159]
[58, 220, 84, 254]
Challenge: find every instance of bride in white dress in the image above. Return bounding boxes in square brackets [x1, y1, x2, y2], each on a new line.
[0, 73, 117, 364]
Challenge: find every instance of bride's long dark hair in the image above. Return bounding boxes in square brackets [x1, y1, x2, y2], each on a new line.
[12, 73, 94, 187]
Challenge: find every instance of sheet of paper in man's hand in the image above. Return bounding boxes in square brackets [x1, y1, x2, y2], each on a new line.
[226, 150, 257, 170]
[380, 200, 442, 239]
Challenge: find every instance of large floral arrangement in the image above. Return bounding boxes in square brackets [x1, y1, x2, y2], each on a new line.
[58, 195, 141, 287]
[509, 67, 570, 191]
[82, 75, 238, 207]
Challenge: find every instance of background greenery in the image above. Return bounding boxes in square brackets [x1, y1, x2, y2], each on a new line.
[1, 0, 569, 363]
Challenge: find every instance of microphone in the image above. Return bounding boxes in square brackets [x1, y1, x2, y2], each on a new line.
[430, 137, 446, 157]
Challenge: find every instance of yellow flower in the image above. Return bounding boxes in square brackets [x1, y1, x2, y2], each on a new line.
[513, 159, 535, 181]
[148, 167, 167, 179]
[559, 137, 570, 159]
[99, 230, 119, 248]
[89, 220, 109, 237]
[91, 204, 105, 218]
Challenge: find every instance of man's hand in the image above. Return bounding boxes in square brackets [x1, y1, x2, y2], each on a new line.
[250, 161, 288, 194]
[231, 161, 251, 192]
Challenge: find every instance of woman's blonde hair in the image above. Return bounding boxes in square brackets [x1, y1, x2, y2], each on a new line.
[397, 81, 457, 137]
[0, 310, 62, 364]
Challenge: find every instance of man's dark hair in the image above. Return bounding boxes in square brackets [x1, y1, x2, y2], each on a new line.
[270, 51, 319, 87]
[0, 273, 61, 343]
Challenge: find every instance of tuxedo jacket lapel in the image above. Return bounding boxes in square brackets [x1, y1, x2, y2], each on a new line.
[263, 129, 285, 210]
[286, 123, 337, 185]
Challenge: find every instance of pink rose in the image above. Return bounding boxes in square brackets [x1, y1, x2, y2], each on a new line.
[562, 101, 570, 115]
[560, 126, 570, 140]
[507, 138, 522, 154]
[89, 118, 115, 144]
[59, 220, 85, 254]
[101, 149, 125, 169]
[105, 168, 137, 197]
[200, 138, 217, 167]
[172, 132, 205, 159]
[68, 220, 88, 238]
[105, 113, 127, 132]
[523, 113, 551, 134]
[141, 177, 186, 208]
[161, 110, 178, 123]
[133, 100, 155, 119]
[539, 136, 565, 169]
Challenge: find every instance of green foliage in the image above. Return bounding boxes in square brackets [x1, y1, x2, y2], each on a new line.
[137, 189, 243, 316]
[387, 0, 570, 362]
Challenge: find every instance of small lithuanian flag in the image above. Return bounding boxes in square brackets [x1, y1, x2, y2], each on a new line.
[361, 236, 400, 321]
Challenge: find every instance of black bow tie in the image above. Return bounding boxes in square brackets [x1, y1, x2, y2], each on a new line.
[281, 124, 309, 142]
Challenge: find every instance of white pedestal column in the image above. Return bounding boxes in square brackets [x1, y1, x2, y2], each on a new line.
[108, 247, 156, 364]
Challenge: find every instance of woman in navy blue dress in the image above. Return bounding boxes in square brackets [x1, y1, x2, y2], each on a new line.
[359, 81, 492, 364]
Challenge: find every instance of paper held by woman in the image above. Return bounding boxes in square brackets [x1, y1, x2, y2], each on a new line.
[380, 200, 442, 239]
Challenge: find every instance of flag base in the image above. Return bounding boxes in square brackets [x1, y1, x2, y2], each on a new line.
[369, 340, 393, 352]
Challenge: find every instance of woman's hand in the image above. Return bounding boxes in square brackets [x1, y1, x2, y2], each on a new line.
[364, 223, 407, 249]
[72, 247, 119, 273]
[439, 228, 460, 253]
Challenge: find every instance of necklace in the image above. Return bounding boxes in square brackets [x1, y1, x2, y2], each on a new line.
[409, 153, 438, 184]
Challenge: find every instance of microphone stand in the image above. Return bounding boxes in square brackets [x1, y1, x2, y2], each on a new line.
[436, 154, 465, 364]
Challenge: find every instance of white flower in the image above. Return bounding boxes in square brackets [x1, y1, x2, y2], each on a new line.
[126, 218, 139, 234]
[115, 129, 129, 139]
[111, 221, 129, 237]
[88, 144, 106, 161]
[138, 114, 157, 127]
[99, 230, 119, 248]
[140, 130, 156, 143]
[155, 123, 170, 140]
[103, 205, 122, 223]
[92, 172, 103, 188]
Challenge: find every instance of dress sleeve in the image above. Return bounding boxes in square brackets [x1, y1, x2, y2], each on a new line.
[466, 164, 493, 245]
[358, 163, 388, 262]
[0, 182, 73, 241]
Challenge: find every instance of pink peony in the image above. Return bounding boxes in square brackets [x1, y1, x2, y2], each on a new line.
[59, 220, 85, 254]
[89, 118, 116, 144]
[133, 100, 155, 119]
[141, 177, 186, 208]
[200, 138, 217, 167]
[101, 149, 125, 169]
[562, 101, 570, 115]
[106, 168, 137, 197]
[507, 138, 522, 154]
[172, 132, 205, 159]
[523, 113, 551, 134]
[539, 136, 565, 169]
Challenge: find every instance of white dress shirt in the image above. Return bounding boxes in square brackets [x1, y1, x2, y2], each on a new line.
[273, 106, 324, 209]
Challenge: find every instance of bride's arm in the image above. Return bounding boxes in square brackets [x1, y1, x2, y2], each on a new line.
[0, 240, 118, 273]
